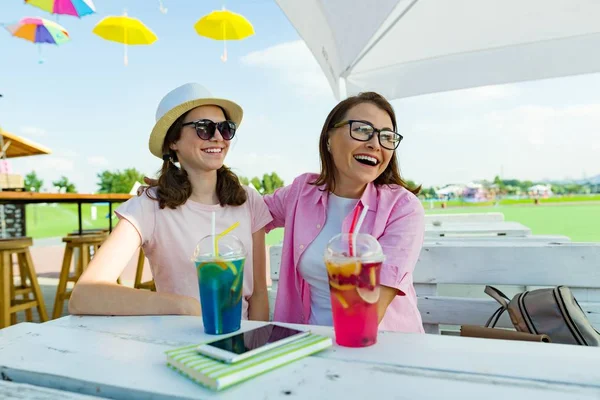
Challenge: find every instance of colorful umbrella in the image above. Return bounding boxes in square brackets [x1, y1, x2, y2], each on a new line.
[194, 8, 254, 62]
[3, 17, 70, 63]
[24, 0, 96, 18]
[92, 13, 157, 66]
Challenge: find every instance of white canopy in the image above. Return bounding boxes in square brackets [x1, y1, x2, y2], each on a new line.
[275, 0, 600, 100]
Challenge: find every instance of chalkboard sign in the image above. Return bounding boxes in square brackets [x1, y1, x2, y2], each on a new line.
[0, 203, 26, 238]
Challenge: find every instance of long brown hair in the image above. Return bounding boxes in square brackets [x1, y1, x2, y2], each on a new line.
[311, 92, 420, 195]
[146, 110, 247, 209]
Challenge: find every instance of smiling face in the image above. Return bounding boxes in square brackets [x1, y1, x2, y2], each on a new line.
[168, 105, 230, 173]
[328, 102, 395, 192]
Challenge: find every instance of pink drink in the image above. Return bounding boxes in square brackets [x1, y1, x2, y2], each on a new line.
[327, 260, 382, 347]
[325, 233, 385, 348]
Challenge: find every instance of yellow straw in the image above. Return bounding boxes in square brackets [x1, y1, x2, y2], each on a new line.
[213, 222, 240, 255]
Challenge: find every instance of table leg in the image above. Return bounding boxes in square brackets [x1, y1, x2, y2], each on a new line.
[77, 202, 82, 235]
[109, 202, 113, 232]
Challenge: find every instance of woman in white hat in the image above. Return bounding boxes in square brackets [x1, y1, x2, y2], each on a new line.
[69, 83, 273, 320]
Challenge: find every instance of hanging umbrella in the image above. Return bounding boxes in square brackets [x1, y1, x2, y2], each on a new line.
[194, 8, 254, 62]
[3, 17, 70, 63]
[24, 0, 96, 19]
[92, 13, 157, 66]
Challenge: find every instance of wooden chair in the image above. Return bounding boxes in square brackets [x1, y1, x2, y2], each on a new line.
[52, 233, 108, 319]
[0, 237, 48, 329]
[67, 229, 121, 284]
[134, 248, 155, 291]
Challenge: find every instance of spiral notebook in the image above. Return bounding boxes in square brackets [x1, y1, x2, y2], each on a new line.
[165, 333, 332, 391]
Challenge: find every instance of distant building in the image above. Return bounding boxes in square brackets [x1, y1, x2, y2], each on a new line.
[435, 184, 465, 200]
[462, 183, 490, 202]
[528, 184, 553, 198]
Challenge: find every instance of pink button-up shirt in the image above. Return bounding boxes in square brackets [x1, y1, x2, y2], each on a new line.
[264, 173, 425, 333]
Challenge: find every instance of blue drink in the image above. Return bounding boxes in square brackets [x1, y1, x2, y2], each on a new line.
[196, 257, 245, 335]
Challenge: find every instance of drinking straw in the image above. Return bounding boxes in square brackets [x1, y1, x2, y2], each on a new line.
[348, 205, 362, 256]
[213, 221, 240, 256]
[212, 211, 217, 256]
[351, 205, 369, 257]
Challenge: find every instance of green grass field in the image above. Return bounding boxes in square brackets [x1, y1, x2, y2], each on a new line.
[25, 201, 599, 243]
[26, 204, 115, 238]
[425, 203, 600, 242]
[422, 194, 600, 208]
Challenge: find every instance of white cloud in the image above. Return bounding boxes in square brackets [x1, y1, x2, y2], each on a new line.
[19, 126, 47, 138]
[228, 151, 318, 187]
[35, 156, 75, 172]
[402, 103, 600, 187]
[52, 148, 79, 158]
[87, 156, 109, 167]
[241, 41, 332, 98]
[460, 84, 521, 100]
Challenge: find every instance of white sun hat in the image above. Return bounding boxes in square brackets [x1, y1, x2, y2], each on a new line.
[148, 83, 243, 159]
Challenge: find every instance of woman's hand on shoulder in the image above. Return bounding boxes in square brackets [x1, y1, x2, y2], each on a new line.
[136, 176, 158, 196]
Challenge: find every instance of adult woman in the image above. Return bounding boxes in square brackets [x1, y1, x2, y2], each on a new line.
[264, 92, 425, 333]
[69, 83, 272, 320]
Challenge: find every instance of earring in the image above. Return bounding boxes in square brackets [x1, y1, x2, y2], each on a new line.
[326, 141, 331, 151]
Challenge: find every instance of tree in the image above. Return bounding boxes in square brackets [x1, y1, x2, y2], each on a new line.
[250, 177, 262, 193]
[52, 176, 77, 193]
[239, 172, 285, 194]
[269, 172, 284, 193]
[253, 172, 285, 194]
[97, 168, 146, 194]
[24, 171, 43, 192]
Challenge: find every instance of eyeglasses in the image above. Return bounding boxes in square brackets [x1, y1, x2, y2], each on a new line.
[333, 120, 403, 150]
[182, 119, 237, 141]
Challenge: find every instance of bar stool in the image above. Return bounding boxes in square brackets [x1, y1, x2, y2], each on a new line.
[68, 229, 122, 284]
[134, 248, 155, 291]
[0, 237, 48, 329]
[52, 233, 107, 319]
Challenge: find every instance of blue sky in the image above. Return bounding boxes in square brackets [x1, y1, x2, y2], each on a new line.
[1, 0, 600, 193]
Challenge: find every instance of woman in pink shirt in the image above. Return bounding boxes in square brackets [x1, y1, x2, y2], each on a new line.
[264, 92, 425, 333]
[69, 83, 272, 320]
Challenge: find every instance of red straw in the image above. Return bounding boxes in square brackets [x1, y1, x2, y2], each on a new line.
[348, 204, 363, 256]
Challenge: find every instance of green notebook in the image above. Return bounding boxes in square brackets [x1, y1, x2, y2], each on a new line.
[165, 333, 332, 391]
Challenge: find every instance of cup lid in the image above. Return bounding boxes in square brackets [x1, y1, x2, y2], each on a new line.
[191, 234, 246, 262]
[324, 232, 384, 262]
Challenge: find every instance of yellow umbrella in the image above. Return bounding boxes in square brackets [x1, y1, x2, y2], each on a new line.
[92, 12, 157, 66]
[194, 8, 254, 62]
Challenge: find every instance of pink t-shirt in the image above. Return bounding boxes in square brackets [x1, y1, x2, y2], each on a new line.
[115, 186, 273, 318]
[263, 173, 425, 333]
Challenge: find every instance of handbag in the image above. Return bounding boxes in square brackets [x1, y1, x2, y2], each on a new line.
[485, 285, 600, 346]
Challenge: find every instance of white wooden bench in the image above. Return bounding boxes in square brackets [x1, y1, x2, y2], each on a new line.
[425, 221, 532, 238]
[417, 242, 600, 333]
[425, 234, 571, 244]
[426, 212, 504, 225]
[268, 242, 600, 334]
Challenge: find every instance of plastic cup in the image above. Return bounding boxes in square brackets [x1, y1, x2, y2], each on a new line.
[324, 233, 385, 347]
[192, 234, 246, 335]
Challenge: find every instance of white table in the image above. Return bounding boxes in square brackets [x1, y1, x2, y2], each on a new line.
[1, 316, 599, 399]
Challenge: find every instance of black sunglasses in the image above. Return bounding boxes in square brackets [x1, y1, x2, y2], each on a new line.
[333, 120, 403, 150]
[182, 119, 237, 141]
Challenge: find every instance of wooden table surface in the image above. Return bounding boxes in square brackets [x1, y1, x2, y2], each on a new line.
[0, 192, 132, 204]
[0, 192, 133, 234]
[0, 316, 598, 399]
